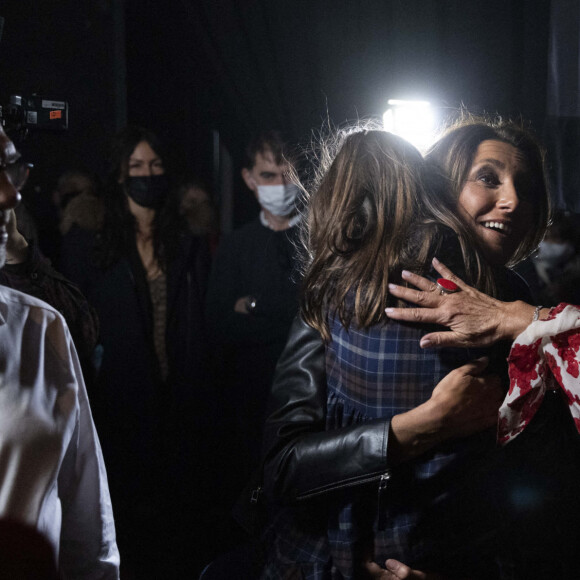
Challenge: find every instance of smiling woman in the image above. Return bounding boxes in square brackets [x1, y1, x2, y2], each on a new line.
[256, 117, 555, 580]
[426, 115, 550, 270]
[457, 140, 533, 265]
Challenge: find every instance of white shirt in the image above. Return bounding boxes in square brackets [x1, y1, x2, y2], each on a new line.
[0, 285, 119, 578]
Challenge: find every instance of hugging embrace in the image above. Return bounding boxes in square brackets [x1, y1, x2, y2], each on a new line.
[257, 116, 580, 580]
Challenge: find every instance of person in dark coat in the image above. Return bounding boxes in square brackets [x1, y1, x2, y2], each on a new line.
[60, 125, 212, 579]
[206, 131, 301, 506]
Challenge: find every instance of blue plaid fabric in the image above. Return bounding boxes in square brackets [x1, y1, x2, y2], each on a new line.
[263, 315, 496, 580]
[324, 317, 491, 578]
[261, 234, 531, 579]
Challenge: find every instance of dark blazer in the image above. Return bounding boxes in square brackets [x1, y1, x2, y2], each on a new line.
[60, 224, 210, 452]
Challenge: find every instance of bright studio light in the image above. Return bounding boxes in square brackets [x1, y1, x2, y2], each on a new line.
[382, 99, 436, 152]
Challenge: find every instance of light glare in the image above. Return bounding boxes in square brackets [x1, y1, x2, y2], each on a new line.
[383, 100, 436, 152]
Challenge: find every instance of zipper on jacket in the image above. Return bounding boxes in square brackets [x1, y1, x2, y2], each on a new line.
[250, 486, 263, 505]
[296, 470, 390, 501]
[377, 471, 391, 530]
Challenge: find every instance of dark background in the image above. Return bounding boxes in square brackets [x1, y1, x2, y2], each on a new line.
[0, 0, 559, 238]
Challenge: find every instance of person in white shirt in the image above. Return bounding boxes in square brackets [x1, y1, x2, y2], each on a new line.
[0, 123, 119, 578]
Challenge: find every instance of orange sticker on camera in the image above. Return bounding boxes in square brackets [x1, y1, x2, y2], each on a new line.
[50, 110, 62, 120]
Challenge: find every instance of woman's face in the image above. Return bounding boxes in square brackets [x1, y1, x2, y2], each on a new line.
[458, 139, 533, 266]
[126, 141, 164, 178]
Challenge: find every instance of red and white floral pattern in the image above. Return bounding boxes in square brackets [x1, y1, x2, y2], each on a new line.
[499, 303, 580, 444]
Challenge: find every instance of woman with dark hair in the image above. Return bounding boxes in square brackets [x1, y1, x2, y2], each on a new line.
[425, 117, 549, 268]
[257, 117, 552, 579]
[61, 126, 211, 578]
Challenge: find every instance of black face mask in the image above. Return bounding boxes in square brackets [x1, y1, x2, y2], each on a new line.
[125, 175, 169, 208]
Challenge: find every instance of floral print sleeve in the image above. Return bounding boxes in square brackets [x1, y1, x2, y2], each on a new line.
[499, 303, 580, 444]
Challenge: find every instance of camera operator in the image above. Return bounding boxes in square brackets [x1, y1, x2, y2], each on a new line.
[0, 123, 119, 577]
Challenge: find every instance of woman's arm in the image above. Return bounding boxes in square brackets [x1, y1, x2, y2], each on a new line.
[388, 357, 502, 464]
[262, 316, 390, 501]
[262, 316, 504, 502]
[385, 258, 551, 348]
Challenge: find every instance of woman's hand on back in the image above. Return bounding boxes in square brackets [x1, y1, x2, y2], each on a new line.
[426, 356, 503, 440]
[385, 258, 536, 348]
[365, 558, 446, 579]
[388, 357, 503, 464]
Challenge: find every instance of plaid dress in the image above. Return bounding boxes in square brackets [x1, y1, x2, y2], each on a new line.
[324, 316, 494, 578]
[262, 315, 498, 580]
[262, 266, 529, 580]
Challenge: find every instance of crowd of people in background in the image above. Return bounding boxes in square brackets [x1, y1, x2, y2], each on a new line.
[6, 124, 302, 579]
[4, 111, 580, 580]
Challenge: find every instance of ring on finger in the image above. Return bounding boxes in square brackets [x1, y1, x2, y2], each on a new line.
[436, 278, 460, 295]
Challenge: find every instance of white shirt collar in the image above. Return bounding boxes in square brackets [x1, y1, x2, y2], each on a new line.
[259, 210, 301, 230]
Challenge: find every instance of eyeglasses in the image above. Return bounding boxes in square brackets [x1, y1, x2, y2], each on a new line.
[1, 160, 33, 191]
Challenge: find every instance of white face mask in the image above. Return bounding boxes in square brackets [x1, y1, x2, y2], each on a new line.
[256, 184, 299, 217]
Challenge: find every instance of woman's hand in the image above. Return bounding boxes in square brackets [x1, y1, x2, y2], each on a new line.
[385, 258, 537, 348]
[388, 357, 503, 464]
[365, 559, 445, 579]
[426, 357, 503, 440]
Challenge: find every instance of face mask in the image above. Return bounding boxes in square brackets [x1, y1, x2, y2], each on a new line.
[536, 240, 574, 269]
[256, 183, 299, 217]
[125, 175, 169, 208]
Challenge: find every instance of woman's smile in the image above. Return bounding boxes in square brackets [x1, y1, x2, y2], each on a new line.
[458, 139, 533, 265]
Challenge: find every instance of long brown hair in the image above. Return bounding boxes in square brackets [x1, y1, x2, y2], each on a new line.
[300, 127, 490, 341]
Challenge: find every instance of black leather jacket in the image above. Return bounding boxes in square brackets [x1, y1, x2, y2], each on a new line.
[259, 313, 580, 579]
[262, 315, 391, 503]
[260, 263, 533, 506]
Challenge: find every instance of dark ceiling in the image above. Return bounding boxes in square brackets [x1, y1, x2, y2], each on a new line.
[0, 0, 558, 229]
[125, 0, 552, 222]
[126, 0, 551, 158]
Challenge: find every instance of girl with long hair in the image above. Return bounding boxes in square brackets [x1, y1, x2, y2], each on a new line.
[259, 118, 550, 579]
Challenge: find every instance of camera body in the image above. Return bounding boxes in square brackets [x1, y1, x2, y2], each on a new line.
[1, 94, 69, 138]
[0, 17, 68, 138]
